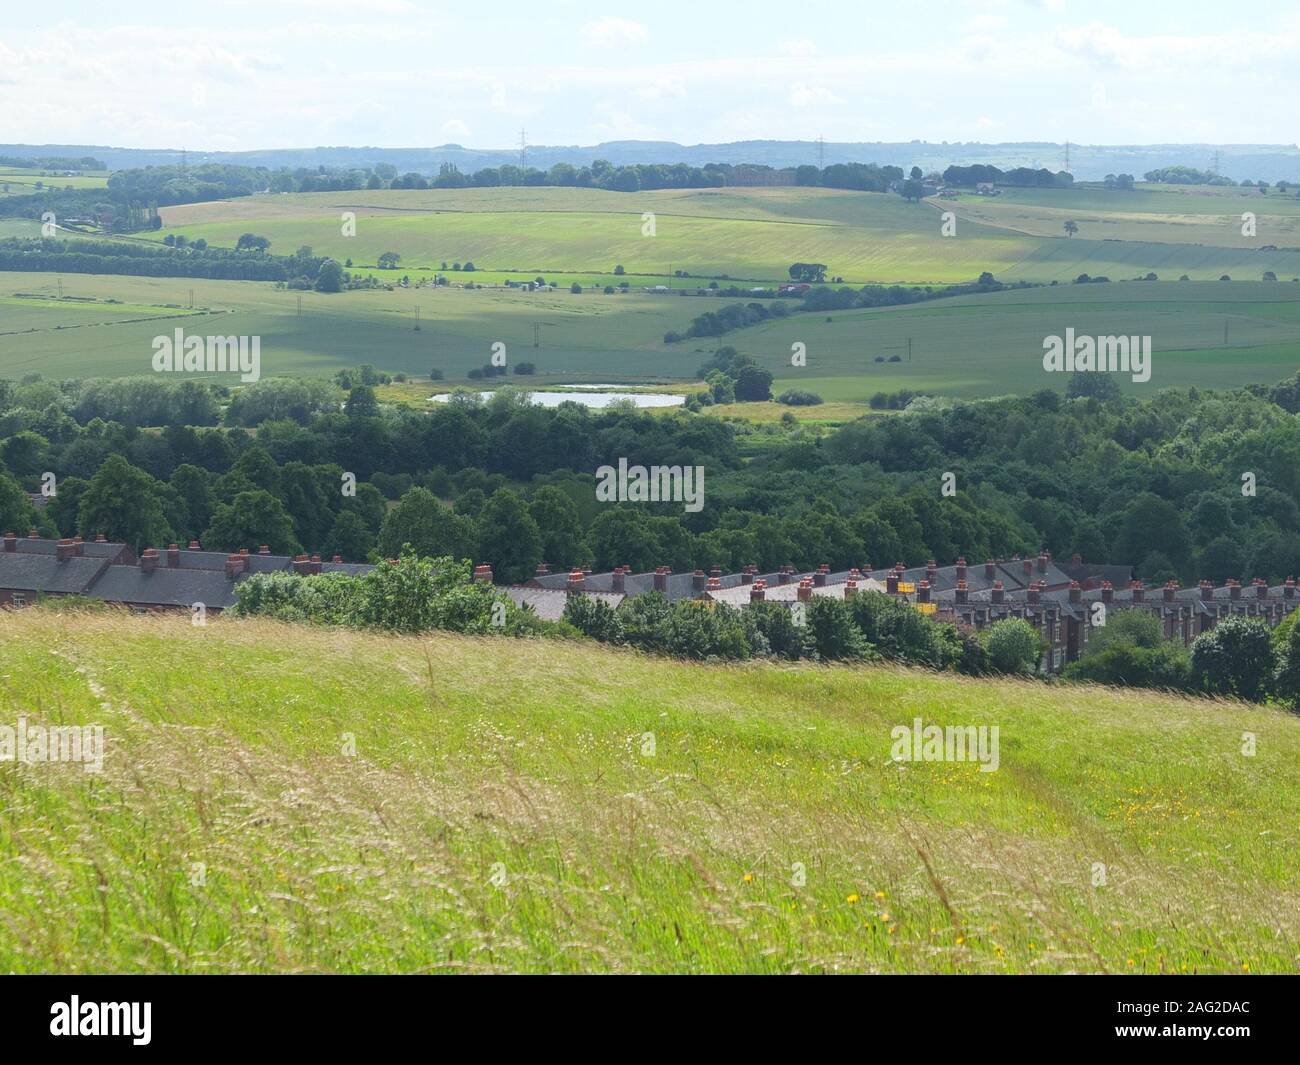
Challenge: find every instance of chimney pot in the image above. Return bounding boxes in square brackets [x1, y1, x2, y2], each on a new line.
[844, 579, 857, 599]
[566, 569, 585, 594]
[258, 545, 270, 555]
[95, 533, 107, 543]
[1068, 580, 1081, 603]
[188, 540, 201, 550]
[535, 563, 550, 577]
[797, 579, 813, 603]
[814, 565, 828, 587]
[332, 555, 342, 563]
[473, 564, 492, 583]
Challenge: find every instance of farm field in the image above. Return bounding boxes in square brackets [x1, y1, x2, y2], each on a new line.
[0, 270, 697, 381]
[2, 607, 1296, 974]
[158, 186, 1032, 286]
[0, 166, 110, 193]
[753, 282, 1300, 400]
[152, 184, 1300, 288]
[946, 183, 1300, 249]
[4, 271, 1299, 402]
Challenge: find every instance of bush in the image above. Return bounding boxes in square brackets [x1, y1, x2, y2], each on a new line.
[563, 594, 625, 643]
[983, 618, 1043, 675]
[805, 596, 873, 661]
[848, 591, 952, 668]
[776, 389, 824, 406]
[1190, 615, 1276, 702]
[746, 601, 817, 659]
[1274, 620, 1300, 709]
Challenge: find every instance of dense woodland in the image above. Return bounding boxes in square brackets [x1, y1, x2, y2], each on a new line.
[3, 366, 1300, 703]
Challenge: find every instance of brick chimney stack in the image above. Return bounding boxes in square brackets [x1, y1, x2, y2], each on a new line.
[927, 559, 938, 583]
[56, 538, 76, 562]
[886, 572, 899, 595]
[955, 579, 968, 605]
[654, 567, 669, 593]
[1131, 579, 1144, 603]
[224, 553, 245, 580]
[1163, 582, 1177, 603]
[797, 578, 813, 603]
[166, 543, 180, 568]
[565, 569, 585, 594]
[1255, 578, 1268, 601]
[95, 533, 107, 543]
[332, 555, 343, 563]
[1072, 553, 1082, 567]
[991, 580, 1004, 604]
[140, 548, 159, 574]
[612, 566, 626, 594]
[1286, 577, 1296, 600]
[814, 564, 829, 587]
[3, 532, 16, 553]
[692, 569, 706, 593]
[472, 564, 493, 583]
[750, 579, 766, 603]
[1068, 580, 1081, 603]
[844, 579, 857, 598]
[985, 560, 996, 580]
[188, 540, 201, 550]
[917, 580, 931, 604]
[706, 576, 721, 593]
[258, 545, 270, 555]
[1102, 581, 1114, 604]
[1022, 559, 1033, 578]
[779, 565, 793, 586]
[1037, 552, 1048, 573]
[1200, 580, 1214, 602]
[309, 554, 322, 575]
[1228, 579, 1241, 601]
[1027, 582, 1041, 606]
[535, 563, 550, 578]
[292, 554, 311, 576]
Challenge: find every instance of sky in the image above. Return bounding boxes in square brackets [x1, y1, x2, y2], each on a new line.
[1, 0, 1296, 151]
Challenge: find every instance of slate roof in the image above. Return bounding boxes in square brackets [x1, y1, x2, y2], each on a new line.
[10, 537, 132, 561]
[0, 553, 109, 594]
[88, 566, 243, 610]
[505, 587, 625, 622]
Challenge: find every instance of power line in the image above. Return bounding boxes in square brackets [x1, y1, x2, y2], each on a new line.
[816, 135, 825, 170]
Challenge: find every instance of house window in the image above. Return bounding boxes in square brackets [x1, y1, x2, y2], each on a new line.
[12, 593, 26, 607]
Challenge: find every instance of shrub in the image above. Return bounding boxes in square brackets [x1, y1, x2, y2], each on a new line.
[746, 601, 816, 659]
[1190, 615, 1276, 702]
[805, 596, 873, 661]
[563, 594, 625, 644]
[776, 389, 824, 406]
[1274, 621, 1300, 709]
[983, 618, 1043, 675]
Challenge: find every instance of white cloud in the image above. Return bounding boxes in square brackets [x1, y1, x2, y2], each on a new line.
[789, 83, 843, 108]
[441, 118, 470, 138]
[580, 17, 649, 48]
[779, 39, 817, 57]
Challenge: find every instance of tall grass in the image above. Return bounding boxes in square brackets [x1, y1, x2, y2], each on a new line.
[1, 607, 1296, 973]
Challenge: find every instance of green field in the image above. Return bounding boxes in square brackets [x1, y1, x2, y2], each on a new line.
[0, 166, 110, 194]
[2, 606, 1296, 974]
[152, 184, 1300, 288]
[5, 183, 1299, 402]
[4, 271, 1299, 402]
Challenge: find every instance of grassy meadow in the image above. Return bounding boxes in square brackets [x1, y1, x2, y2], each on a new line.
[1, 607, 1296, 974]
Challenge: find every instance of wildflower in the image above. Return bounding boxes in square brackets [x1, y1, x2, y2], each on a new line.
[846, 893, 860, 904]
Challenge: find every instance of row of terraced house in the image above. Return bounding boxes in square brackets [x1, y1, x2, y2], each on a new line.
[3, 533, 1296, 674]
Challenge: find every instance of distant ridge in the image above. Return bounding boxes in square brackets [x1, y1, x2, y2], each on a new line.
[3, 140, 1299, 182]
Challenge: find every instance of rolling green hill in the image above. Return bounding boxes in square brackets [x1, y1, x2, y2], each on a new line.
[1, 607, 1296, 974]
